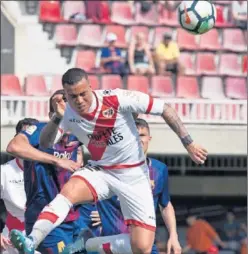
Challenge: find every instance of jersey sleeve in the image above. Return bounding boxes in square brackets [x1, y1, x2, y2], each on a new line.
[20, 123, 43, 147]
[158, 165, 170, 208]
[115, 89, 164, 116]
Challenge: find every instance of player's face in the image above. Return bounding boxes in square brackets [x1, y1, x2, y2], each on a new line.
[137, 126, 151, 155]
[64, 78, 93, 115]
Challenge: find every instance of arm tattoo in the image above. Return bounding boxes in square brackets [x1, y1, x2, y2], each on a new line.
[52, 115, 61, 125]
[162, 103, 193, 146]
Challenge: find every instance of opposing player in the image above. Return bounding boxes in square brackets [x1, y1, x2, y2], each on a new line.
[1, 118, 39, 254]
[10, 68, 208, 254]
[7, 90, 97, 253]
[63, 118, 181, 254]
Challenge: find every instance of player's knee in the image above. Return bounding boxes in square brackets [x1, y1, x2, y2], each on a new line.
[131, 241, 153, 254]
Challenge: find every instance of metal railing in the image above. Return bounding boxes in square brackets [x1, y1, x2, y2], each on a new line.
[1, 96, 247, 125]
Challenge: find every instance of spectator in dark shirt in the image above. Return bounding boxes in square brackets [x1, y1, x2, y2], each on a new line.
[100, 33, 128, 77]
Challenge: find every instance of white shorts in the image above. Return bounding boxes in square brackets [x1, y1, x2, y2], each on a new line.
[71, 163, 156, 231]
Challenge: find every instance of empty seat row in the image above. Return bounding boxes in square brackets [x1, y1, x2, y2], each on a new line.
[1, 74, 246, 100]
[55, 24, 247, 52]
[39, 1, 232, 28]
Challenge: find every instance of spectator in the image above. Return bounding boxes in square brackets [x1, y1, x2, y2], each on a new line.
[155, 32, 184, 75]
[128, 32, 155, 75]
[231, 1, 247, 30]
[240, 237, 247, 254]
[100, 33, 128, 77]
[223, 212, 240, 241]
[183, 215, 226, 254]
[160, 0, 180, 11]
[238, 223, 247, 240]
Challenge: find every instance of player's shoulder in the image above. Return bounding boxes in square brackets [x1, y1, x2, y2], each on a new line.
[149, 158, 168, 172]
[95, 88, 124, 97]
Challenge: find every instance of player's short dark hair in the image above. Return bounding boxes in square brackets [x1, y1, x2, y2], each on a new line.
[62, 68, 88, 87]
[49, 89, 66, 113]
[15, 118, 39, 134]
[135, 118, 150, 133]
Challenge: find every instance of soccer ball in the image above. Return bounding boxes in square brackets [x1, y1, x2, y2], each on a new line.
[178, 1, 217, 35]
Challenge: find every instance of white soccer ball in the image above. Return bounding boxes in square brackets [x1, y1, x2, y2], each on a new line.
[178, 0, 217, 35]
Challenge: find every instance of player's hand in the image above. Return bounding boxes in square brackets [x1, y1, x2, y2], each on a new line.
[55, 158, 81, 172]
[90, 210, 102, 226]
[167, 234, 182, 254]
[0, 233, 12, 250]
[52, 94, 66, 118]
[186, 142, 208, 165]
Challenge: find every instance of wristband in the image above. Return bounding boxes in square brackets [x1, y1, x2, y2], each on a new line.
[52, 115, 62, 125]
[181, 135, 193, 147]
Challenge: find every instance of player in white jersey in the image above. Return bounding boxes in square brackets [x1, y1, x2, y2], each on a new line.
[0, 118, 39, 254]
[10, 68, 208, 254]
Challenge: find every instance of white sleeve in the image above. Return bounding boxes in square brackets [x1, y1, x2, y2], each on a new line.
[115, 89, 164, 115]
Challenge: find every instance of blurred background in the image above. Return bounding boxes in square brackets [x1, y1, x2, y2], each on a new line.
[1, 1, 247, 254]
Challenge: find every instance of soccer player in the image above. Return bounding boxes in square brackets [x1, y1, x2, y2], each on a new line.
[7, 90, 96, 254]
[10, 68, 208, 254]
[1, 118, 39, 254]
[63, 118, 181, 254]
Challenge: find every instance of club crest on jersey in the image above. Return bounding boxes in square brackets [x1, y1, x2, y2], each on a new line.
[150, 180, 155, 190]
[103, 89, 111, 95]
[25, 125, 37, 135]
[102, 107, 115, 118]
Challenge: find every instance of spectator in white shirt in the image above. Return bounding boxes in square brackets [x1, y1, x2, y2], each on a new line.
[231, 1, 247, 29]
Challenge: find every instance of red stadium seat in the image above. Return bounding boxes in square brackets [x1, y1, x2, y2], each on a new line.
[25, 75, 49, 96]
[196, 53, 217, 75]
[76, 50, 96, 72]
[63, 1, 85, 21]
[1, 75, 23, 96]
[159, 8, 178, 27]
[77, 25, 103, 47]
[55, 25, 77, 46]
[111, 2, 135, 25]
[151, 76, 174, 97]
[215, 5, 231, 27]
[51, 75, 63, 94]
[129, 26, 149, 43]
[104, 25, 127, 48]
[201, 77, 225, 99]
[219, 54, 242, 76]
[39, 1, 61, 23]
[179, 53, 195, 75]
[243, 55, 247, 73]
[223, 29, 246, 52]
[101, 75, 123, 90]
[153, 27, 173, 48]
[176, 76, 200, 98]
[88, 75, 100, 90]
[135, 2, 157, 26]
[99, 1, 111, 24]
[127, 76, 149, 93]
[199, 29, 222, 50]
[177, 29, 198, 50]
[225, 77, 247, 99]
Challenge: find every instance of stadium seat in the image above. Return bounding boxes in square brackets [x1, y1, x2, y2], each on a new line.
[135, 2, 157, 26]
[75, 50, 96, 72]
[55, 25, 77, 46]
[151, 76, 174, 97]
[196, 53, 217, 75]
[1, 75, 23, 96]
[225, 77, 247, 99]
[88, 75, 100, 90]
[223, 29, 246, 52]
[158, 8, 178, 27]
[201, 77, 225, 99]
[199, 29, 222, 50]
[179, 53, 195, 75]
[129, 26, 149, 43]
[219, 54, 242, 76]
[153, 27, 173, 48]
[63, 1, 85, 21]
[104, 25, 127, 48]
[25, 75, 49, 96]
[39, 1, 62, 23]
[101, 75, 123, 90]
[111, 2, 135, 25]
[77, 25, 103, 47]
[243, 55, 247, 73]
[177, 29, 198, 50]
[176, 76, 200, 98]
[127, 76, 149, 93]
[215, 5, 231, 27]
[98, 1, 111, 24]
[51, 75, 63, 94]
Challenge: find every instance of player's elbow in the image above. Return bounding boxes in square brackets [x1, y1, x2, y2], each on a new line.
[7, 138, 21, 155]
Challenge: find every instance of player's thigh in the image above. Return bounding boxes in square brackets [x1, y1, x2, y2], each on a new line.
[61, 167, 112, 204]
